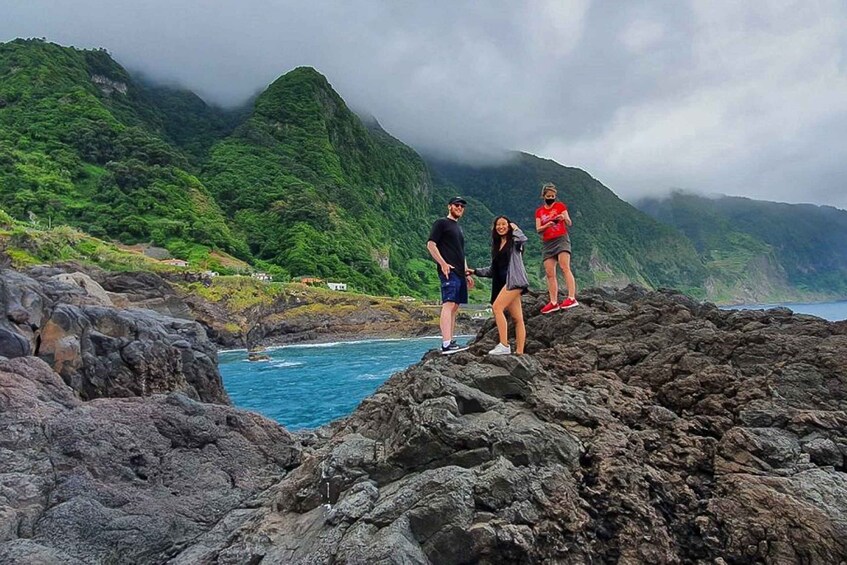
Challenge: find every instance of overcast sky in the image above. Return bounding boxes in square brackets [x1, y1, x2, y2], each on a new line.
[3, 0, 846, 210]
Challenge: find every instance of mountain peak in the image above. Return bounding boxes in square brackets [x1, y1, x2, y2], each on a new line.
[253, 65, 344, 121]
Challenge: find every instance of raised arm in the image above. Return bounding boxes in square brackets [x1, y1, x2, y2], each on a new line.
[512, 225, 528, 244]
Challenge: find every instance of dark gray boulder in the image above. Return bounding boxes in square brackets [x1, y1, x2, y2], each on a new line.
[3, 280, 846, 563]
[0, 356, 301, 564]
[0, 268, 228, 403]
[186, 286, 847, 564]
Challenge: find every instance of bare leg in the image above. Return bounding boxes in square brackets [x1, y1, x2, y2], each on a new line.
[544, 257, 558, 303]
[506, 295, 526, 354]
[451, 303, 459, 340]
[558, 252, 576, 299]
[492, 288, 523, 347]
[440, 302, 457, 342]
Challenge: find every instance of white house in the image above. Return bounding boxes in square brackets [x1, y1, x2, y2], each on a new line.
[160, 259, 188, 267]
[327, 282, 347, 291]
[251, 272, 272, 282]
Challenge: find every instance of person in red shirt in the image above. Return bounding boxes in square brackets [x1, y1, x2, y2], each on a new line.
[534, 183, 578, 313]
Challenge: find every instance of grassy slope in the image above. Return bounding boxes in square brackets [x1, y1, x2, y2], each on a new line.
[0, 208, 439, 337]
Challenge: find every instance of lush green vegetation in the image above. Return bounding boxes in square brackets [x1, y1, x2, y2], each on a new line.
[429, 154, 708, 297]
[0, 207, 175, 271]
[3, 39, 844, 304]
[637, 191, 847, 300]
[0, 39, 246, 260]
[202, 67, 494, 296]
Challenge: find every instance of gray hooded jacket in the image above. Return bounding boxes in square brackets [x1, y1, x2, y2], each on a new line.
[474, 227, 529, 290]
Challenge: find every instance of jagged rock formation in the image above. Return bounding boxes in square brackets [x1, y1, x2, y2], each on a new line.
[179, 287, 847, 564]
[0, 356, 300, 564]
[14, 263, 461, 349]
[1, 281, 846, 563]
[1, 268, 227, 403]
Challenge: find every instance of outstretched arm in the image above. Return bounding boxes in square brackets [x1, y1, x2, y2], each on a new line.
[473, 265, 493, 278]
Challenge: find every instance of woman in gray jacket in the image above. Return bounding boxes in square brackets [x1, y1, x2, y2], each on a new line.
[468, 216, 529, 355]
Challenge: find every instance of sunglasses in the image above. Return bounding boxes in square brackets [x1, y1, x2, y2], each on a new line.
[451, 203, 466, 208]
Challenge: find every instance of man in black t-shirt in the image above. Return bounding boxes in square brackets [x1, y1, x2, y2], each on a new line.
[427, 196, 474, 354]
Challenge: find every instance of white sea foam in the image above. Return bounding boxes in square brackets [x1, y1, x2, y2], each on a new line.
[269, 360, 305, 368]
[267, 335, 446, 350]
[355, 373, 384, 381]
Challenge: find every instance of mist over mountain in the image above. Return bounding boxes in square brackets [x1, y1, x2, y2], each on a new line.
[2, 38, 846, 303]
[637, 190, 847, 302]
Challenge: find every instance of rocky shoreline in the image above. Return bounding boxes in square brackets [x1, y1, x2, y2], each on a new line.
[11, 262, 480, 349]
[2, 266, 846, 563]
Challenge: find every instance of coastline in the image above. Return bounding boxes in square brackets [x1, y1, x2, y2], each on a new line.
[226, 324, 482, 351]
[218, 333, 481, 354]
[719, 299, 847, 322]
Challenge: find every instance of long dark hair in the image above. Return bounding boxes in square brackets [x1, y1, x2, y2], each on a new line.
[491, 215, 513, 260]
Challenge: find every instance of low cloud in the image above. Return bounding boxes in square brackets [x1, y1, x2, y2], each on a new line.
[2, 0, 846, 209]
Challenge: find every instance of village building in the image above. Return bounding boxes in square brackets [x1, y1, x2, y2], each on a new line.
[327, 282, 348, 291]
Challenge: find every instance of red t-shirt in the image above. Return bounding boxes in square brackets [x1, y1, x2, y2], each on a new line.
[535, 202, 568, 241]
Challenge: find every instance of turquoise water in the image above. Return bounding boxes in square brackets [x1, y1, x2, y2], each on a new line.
[722, 300, 847, 321]
[219, 337, 459, 430]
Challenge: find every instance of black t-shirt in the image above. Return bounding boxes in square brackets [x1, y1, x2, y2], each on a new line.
[428, 218, 465, 273]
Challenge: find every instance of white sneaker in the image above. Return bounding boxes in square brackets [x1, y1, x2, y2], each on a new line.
[488, 342, 511, 356]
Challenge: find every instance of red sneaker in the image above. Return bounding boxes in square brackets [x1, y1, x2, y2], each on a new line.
[540, 302, 560, 314]
[560, 297, 579, 309]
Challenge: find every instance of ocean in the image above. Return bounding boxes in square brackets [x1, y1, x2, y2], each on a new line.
[722, 300, 847, 321]
[219, 336, 460, 430]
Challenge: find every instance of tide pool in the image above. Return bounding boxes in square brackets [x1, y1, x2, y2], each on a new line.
[219, 336, 461, 430]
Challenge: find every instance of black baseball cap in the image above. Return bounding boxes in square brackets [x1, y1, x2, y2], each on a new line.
[448, 196, 467, 205]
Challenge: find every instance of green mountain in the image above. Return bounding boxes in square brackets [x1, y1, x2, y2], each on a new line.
[137, 81, 248, 165]
[200, 66, 494, 295]
[637, 191, 847, 302]
[0, 39, 496, 297]
[0, 38, 247, 264]
[429, 154, 708, 295]
[4, 39, 845, 304]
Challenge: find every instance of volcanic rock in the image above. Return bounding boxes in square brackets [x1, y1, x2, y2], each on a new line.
[1, 268, 228, 403]
[0, 356, 300, 564]
[187, 286, 847, 563]
[2, 281, 846, 563]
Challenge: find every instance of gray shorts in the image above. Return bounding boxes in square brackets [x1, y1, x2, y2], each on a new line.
[542, 235, 571, 260]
